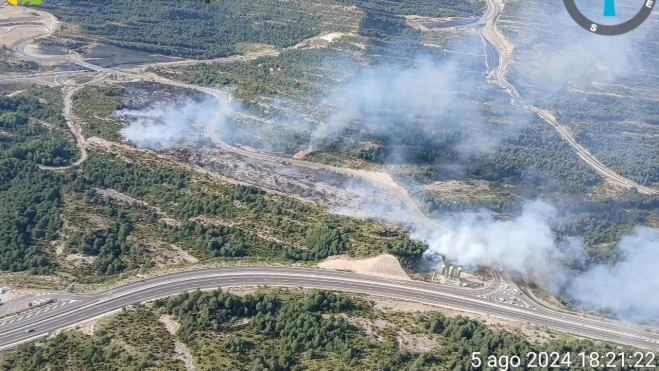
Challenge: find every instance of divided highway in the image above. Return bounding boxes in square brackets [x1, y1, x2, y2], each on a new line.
[1, 267, 658, 351]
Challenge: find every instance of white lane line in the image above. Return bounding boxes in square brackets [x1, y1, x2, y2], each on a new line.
[8, 319, 14, 324]
[43, 307, 50, 313]
[26, 313, 32, 319]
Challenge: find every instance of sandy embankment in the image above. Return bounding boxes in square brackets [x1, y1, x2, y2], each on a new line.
[318, 254, 411, 281]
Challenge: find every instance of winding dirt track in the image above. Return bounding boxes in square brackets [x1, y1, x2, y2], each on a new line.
[479, 0, 657, 195]
[37, 87, 87, 170]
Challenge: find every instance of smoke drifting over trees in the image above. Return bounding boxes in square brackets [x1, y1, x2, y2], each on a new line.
[119, 96, 218, 149]
[567, 227, 659, 321]
[114, 0, 659, 322]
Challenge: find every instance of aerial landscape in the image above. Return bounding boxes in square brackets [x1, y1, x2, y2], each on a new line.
[0, 0, 658, 369]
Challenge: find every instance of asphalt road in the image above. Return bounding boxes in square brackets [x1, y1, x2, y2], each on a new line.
[0, 267, 657, 351]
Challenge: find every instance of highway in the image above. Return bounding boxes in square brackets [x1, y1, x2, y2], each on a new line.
[0, 267, 658, 351]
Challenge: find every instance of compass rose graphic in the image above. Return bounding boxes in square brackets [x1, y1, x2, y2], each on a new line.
[563, 0, 656, 35]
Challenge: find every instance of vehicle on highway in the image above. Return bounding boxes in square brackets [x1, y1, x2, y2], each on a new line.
[25, 329, 34, 333]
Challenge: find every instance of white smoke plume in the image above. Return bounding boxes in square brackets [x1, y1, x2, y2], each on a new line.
[111, 0, 659, 322]
[312, 58, 463, 142]
[119, 95, 234, 149]
[416, 200, 581, 292]
[408, 200, 659, 322]
[567, 227, 659, 321]
[308, 52, 519, 158]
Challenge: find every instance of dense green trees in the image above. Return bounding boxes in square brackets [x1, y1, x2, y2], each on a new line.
[43, 0, 322, 59]
[80, 154, 376, 263]
[160, 221, 254, 259]
[0, 160, 61, 273]
[183, 48, 359, 101]
[302, 225, 348, 258]
[154, 289, 362, 370]
[467, 118, 602, 193]
[65, 215, 147, 275]
[0, 90, 76, 166]
[423, 313, 639, 370]
[42, 0, 482, 59]
[334, 0, 484, 17]
[154, 289, 281, 342]
[0, 88, 75, 272]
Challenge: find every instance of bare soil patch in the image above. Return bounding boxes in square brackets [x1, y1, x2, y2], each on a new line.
[65, 253, 97, 267]
[93, 187, 147, 206]
[78, 318, 100, 336]
[294, 32, 352, 49]
[1, 26, 47, 48]
[159, 314, 181, 335]
[149, 243, 199, 267]
[318, 254, 410, 281]
[0, 6, 59, 48]
[424, 179, 490, 193]
[175, 341, 196, 371]
[396, 328, 437, 352]
[371, 296, 440, 312]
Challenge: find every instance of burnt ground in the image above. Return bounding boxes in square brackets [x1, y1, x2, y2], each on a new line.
[118, 81, 207, 110]
[110, 81, 413, 228]
[168, 146, 412, 228]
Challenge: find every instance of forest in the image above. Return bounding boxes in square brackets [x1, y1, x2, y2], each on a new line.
[0, 288, 647, 370]
[0, 160, 61, 273]
[0, 88, 77, 273]
[0, 84, 426, 278]
[333, 0, 484, 17]
[42, 0, 333, 59]
[1, 81, 654, 279]
[41, 0, 483, 59]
